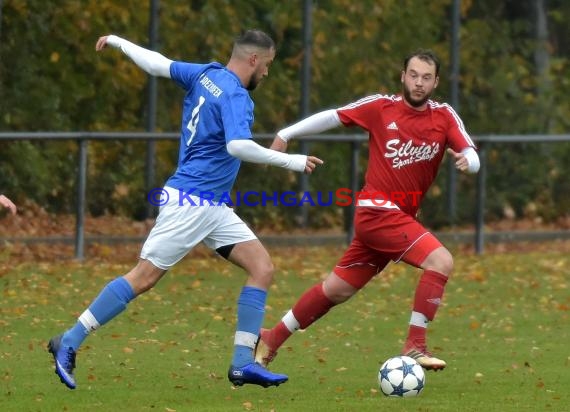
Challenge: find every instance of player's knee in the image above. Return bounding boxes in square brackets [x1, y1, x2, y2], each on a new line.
[441, 250, 454, 275]
[125, 263, 165, 294]
[131, 274, 160, 294]
[250, 259, 275, 285]
[327, 289, 354, 304]
[421, 247, 454, 276]
[262, 260, 275, 279]
[323, 274, 358, 304]
[430, 248, 454, 276]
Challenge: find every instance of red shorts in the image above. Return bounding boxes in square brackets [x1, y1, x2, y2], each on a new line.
[334, 207, 442, 289]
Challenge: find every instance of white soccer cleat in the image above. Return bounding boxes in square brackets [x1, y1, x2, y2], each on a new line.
[402, 347, 447, 371]
[254, 328, 278, 368]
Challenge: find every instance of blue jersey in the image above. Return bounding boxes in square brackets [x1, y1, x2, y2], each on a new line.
[165, 61, 253, 201]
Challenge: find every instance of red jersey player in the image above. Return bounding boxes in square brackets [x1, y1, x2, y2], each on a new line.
[256, 49, 479, 372]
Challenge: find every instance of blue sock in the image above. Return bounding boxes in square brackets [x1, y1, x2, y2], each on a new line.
[232, 286, 267, 367]
[62, 277, 135, 351]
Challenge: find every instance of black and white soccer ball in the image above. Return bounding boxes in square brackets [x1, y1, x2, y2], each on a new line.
[378, 355, 425, 397]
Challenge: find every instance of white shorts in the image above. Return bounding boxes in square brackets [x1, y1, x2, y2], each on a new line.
[140, 186, 257, 269]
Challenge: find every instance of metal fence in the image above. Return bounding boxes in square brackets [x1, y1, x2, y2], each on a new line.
[1, 131, 570, 259]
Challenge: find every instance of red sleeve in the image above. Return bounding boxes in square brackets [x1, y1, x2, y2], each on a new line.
[443, 104, 476, 151]
[337, 94, 390, 130]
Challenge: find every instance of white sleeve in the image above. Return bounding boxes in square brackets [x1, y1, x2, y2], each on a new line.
[277, 109, 342, 142]
[226, 140, 307, 172]
[106, 35, 173, 78]
[462, 147, 480, 174]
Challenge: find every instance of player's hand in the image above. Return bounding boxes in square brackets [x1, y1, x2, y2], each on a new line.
[446, 148, 469, 172]
[0, 194, 17, 215]
[304, 155, 323, 174]
[95, 35, 111, 51]
[269, 136, 288, 153]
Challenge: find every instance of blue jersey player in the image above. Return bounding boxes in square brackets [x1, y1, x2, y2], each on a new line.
[48, 29, 323, 390]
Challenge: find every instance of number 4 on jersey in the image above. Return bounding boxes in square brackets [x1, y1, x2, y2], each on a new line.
[186, 96, 206, 146]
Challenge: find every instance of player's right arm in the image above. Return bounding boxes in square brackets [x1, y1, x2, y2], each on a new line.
[269, 109, 342, 153]
[227, 140, 323, 174]
[95, 35, 173, 78]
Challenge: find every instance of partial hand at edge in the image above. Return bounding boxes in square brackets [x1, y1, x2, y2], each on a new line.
[0, 194, 17, 215]
[95, 35, 111, 51]
[446, 148, 468, 172]
[269, 136, 288, 153]
[304, 155, 324, 174]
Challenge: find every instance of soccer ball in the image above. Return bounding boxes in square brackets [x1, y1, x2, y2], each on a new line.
[378, 355, 425, 397]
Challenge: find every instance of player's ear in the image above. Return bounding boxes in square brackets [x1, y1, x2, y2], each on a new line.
[400, 71, 405, 83]
[249, 53, 258, 67]
[434, 76, 439, 88]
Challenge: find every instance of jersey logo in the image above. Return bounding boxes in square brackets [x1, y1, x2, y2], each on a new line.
[387, 121, 399, 130]
[385, 138, 440, 169]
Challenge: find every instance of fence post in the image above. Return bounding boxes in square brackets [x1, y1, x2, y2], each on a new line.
[145, 0, 159, 219]
[475, 142, 487, 254]
[347, 140, 360, 244]
[75, 138, 88, 260]
[298, 0, 313, 229]
[447, 0, 461, 224]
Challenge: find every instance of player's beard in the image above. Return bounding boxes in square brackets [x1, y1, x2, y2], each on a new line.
[402, 83, 431, 108]
[246, 73, 261, 91]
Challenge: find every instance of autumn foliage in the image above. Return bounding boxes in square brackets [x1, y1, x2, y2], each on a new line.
[1, 1, 570, 229]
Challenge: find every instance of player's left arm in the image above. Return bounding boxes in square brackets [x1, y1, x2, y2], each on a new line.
[444, 105, 480, 174]
[446, 147, 479, 174]
[95, 35, 173, 78]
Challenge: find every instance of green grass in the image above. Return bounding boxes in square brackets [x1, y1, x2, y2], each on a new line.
[1, 245, 569, 411]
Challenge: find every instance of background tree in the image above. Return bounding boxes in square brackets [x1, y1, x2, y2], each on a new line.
[1, 0, 569, 228]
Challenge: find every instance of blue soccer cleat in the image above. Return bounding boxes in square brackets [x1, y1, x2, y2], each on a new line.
[48, 334, 77, 389]
[227, 362, 288, 387]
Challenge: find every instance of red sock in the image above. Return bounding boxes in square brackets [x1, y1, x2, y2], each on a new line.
[267, 283, 335, 349]
[413, 269, 448, 320]
[406, 325, 427, 349]
[406, 270, 448, 347]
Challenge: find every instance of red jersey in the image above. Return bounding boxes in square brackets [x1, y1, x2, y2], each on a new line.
[337, 94, 475, 216]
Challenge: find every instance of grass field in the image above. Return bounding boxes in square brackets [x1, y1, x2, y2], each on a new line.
[1, 244, 569, 411]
